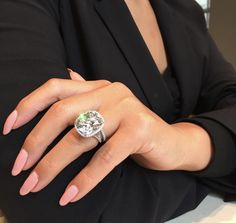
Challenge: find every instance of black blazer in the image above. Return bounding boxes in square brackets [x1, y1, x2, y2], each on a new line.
[1, 0, 236, 222]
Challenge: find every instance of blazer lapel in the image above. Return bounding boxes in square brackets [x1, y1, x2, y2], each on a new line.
[150, 0, 203, 117]
[94, 0, 175, 119]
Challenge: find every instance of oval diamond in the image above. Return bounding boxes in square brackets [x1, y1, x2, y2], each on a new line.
[74, 111, 105, 137]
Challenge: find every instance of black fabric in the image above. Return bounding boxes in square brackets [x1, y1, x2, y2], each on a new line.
[0, 0, 236, 222]
[162, 65, 182, 120]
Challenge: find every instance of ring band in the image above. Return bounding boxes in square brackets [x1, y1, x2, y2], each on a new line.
[92, 129, 106, 143]
[74, 110, 106, 143]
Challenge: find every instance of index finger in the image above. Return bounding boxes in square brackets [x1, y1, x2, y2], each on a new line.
[3, 78, 110, 133]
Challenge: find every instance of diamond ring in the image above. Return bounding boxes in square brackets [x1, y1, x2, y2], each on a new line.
[74, 111, 106, 143]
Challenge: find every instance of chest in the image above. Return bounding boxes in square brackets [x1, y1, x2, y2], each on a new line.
[124, 0, 168, 74]
[59, 0, 204, 120]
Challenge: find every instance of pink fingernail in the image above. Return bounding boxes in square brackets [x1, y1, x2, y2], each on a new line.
[67, 68, 73, 73]
[67, 68, 85, 81]
[59, 185, 79, 206]
[2, 110, 18, 135]
[11, 149, 28, 176]
[19, 171, 39, 196]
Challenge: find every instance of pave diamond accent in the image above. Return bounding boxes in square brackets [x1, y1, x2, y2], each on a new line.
[74, 111, 105, 137]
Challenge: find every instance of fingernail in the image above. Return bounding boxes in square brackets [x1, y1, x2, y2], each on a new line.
[59, 185, 79, 206]
[3, 110, 18, 135]
[19, 171, 39, 196]
[67, 68, 85, 81]
[11, 149, 28, 176]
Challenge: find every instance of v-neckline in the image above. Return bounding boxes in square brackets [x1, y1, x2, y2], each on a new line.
[95, 0, 202, 118]
[95, 0, 176, 120]
[122, 0, 169, 76]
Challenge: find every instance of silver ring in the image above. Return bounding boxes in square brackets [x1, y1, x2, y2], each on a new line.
[74, 110, 106, 143]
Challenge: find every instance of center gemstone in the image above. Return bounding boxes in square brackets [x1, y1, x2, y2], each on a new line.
[74, 111, 105, 137]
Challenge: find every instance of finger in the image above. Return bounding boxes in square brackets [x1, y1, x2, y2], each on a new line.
[12, 91, 100, 176]
[67, 68, 86, 81]
[59, 123, 137, 206]
[11, 78, 111, 129]
[20, 105, 124, 194]
[12, 83, 132, 174]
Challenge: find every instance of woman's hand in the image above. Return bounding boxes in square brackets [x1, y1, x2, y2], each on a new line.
[2, 69, 211, 206]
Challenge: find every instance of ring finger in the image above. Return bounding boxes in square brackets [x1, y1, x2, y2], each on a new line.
[19, 103, 125, 195]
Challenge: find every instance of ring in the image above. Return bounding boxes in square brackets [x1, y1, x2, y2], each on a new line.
[74, 110, 106, 143]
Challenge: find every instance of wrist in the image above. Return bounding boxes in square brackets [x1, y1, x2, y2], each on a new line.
[171, 122, 213, 171]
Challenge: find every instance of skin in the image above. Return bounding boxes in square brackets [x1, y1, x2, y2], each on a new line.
[2, 0, 212, 206]
[124, 0, 168, 74]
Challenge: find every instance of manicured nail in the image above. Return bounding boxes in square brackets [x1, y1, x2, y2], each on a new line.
[11, 149, 28, 176]
[67, 68, 73, 73]
[19, 171, 39, 196]
[59, 185, 79, 206]
[67, 68, 85, 81]
[3, 110, 18, 135]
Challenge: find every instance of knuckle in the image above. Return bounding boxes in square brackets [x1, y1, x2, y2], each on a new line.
[17, 95, 31, 110]
[81, 168, 95, 184]
[98, 79, 112, 86]
[46, 78, 61, 93]
[112, 82, 133, 96]
[134, 112, 153, 136]
[51, 101, 68, 115]
[97, 147, 114, 166]
[112, 81, 127, 88]
[47, 78, 60, 86]
[120, 95, 138, 108]
[24, 132, 40, 149]
[123, 111, 152, 141]
[36, 157, 56, 174]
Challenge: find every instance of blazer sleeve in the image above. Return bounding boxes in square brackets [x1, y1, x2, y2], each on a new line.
[0, 0, 68, 126]
[174, 4, 236, 197]
[0, 0, 67, 75]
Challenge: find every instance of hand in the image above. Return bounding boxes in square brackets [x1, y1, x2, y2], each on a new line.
[2, 69, 207, 206]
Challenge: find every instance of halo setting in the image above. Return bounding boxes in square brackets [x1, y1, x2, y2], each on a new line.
[74, 111, 105, 138]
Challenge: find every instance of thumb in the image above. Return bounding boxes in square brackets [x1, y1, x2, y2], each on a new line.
[67, 68, 86, 81]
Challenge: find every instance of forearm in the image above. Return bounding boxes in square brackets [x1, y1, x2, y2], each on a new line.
[172, 122, 213, 172]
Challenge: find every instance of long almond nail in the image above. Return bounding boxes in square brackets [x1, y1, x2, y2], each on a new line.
[67, 68, 85, 81]
[19, 171, 39, 196]
[59, 185, 79, 206]
[3, 110, 18, 135]
[11, 149, 28, 176]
